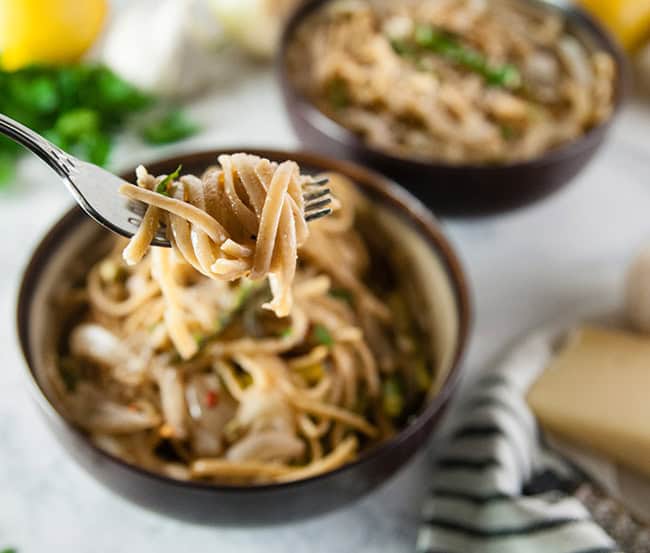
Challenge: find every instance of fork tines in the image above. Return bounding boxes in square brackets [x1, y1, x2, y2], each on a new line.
[304, 177, 332, 222]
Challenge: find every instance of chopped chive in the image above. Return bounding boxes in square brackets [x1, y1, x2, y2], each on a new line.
[400, 24, 521, 90]
[280, 327, 293, 338]
[313, 324, 334, 347]
[155, 164, 182, 196]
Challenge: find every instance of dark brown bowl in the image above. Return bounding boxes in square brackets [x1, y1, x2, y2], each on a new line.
[17, 149, 471, 525]
[278, 0, 628, 215]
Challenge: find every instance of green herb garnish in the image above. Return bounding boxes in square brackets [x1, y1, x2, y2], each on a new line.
[55, 107, 100, 139]
[155, 164, 182, 196]
[1, 548, 17, 553]
[280, 327, 293, 338]
[382, 376, 405, 418]
[0, 63, 198, 186]
[190, 280, 261, 355]
[390, 39, 416, 57]
[141, 109, 199, 145]
[393, 24, 522, 90]
[0, 147, 17, 183]
[326, 78, 350, 109]
[313, 324, 334, 347]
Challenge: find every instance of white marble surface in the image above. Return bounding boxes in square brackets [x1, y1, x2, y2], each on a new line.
[1, 63, 649, 552]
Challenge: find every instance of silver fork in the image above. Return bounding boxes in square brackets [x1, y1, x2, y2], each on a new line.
[0, 113, 332, 247]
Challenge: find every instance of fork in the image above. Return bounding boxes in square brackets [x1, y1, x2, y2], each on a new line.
[0, 113, 332, 247]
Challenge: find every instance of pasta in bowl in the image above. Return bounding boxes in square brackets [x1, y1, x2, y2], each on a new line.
[17, 150, 470, 523]
[287, 0, 615, 165]
[279, 0, 626, 213]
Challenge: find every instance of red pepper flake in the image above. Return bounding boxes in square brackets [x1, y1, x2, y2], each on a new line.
[205, 390, 219, 408]
[127, 403, 139, 412]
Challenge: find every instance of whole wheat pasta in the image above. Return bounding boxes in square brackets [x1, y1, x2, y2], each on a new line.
[119, 153, 312, 319]
[288, 0, 615, 165]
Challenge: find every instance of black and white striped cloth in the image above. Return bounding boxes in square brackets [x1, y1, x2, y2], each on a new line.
[417, 330, 624, 553]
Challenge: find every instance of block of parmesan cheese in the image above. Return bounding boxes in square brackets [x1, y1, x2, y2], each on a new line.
[527, 326, 650, 477]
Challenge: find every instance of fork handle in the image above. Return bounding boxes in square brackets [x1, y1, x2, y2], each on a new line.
[0, 113, 75, 178]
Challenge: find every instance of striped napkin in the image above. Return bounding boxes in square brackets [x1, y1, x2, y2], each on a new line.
[416, 327, 645, 553]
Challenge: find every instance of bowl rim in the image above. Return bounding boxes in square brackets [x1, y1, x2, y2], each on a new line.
[16, 148, 472, 494]
[278, 0, 629, 174]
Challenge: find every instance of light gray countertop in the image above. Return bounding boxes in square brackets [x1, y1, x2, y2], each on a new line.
[1, 66, 649, 552]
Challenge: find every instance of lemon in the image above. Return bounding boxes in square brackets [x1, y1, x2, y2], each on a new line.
[0, 0, 108, 70]
[577, 0, 650, 51]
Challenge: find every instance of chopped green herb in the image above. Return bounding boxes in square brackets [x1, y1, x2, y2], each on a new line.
[382, 376, 405, 418]
[77, 130, 111, 166]
[0, 150, 16, 185]
[500, 125, 515, 141]
[155, 164, 182, 196]
[280, 327, 293, 338]
[0, 63, 197, 186]
[8, 72, 59, 114]
[141, 109, 199, 145]
[326, 78, 350, 109]
[54, 107, 100, 139]
[414, 24, 453, 51]
[397, 24, 521, 90]
[1, 548, 17, 553]
[313, 324, 334, 347]
[191, 281, 261, 354]
[193, 332, 205, 347]
[390, 39, 416, 57]
[487, 64, 521, 89]
[329, 288, 353, 304]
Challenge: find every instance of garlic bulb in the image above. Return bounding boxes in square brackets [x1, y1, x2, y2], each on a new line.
[101, 0, 228, 97]
[625, 245, 650, 332]
[208, 0, 300, 59]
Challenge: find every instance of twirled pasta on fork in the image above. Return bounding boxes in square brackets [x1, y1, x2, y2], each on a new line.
[119, 154, 321, 321]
